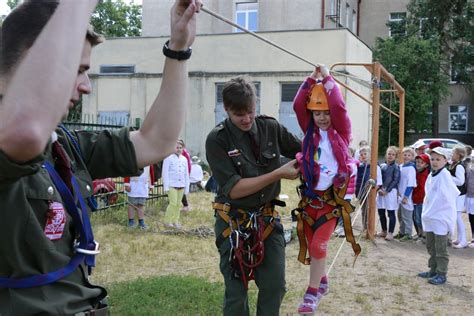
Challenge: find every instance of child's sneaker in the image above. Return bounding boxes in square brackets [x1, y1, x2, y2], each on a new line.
[400, 235, 413, 242]
[139, 224, 149, 230]
[418, 271, 436, 278]
[428, 274, 447, 285]
[468, 240, 474, 249]
[376, 231, 387, 238]
[385, 233, 394, 241]
[297, 293, 321, 315]
[453, 242, 468, 249]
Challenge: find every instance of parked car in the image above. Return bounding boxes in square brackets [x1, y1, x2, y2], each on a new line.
[93, 178, 118, 208]
[410, 138, 473, 158]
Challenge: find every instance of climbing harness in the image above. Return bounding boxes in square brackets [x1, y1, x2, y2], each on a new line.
[213, 200, 285, 289]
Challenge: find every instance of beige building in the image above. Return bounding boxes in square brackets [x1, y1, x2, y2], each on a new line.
[85, 28, 372, 158]
[358, 0, 473, 145]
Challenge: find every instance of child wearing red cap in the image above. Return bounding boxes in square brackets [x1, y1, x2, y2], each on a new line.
[413, 153, 431, 241]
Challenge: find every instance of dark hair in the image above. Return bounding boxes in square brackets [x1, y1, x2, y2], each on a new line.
[222, 76, 257, 113]
[1, 0, 103, 75]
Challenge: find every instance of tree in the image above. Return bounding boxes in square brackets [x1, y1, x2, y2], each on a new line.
[91, 0, 142, 38]
[406, 0, 474, 135]
[373, 35, 448, 152]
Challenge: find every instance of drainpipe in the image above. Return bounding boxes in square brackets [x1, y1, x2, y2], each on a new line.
[321, 0, 325, 29]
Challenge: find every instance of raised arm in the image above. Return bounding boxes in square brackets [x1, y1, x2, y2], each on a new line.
[293, 76, 316, 133]
[130, 0, 202, 168]
[0, 1, 97, 163]
[320, 69, 351, 145]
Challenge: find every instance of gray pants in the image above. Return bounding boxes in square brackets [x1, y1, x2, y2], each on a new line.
[425, 232, 449, 276]
[215, 216, 286, 316]
[399, 205, 414, 236]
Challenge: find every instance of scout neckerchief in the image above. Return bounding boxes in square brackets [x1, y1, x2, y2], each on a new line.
[59, 124, 98, 211]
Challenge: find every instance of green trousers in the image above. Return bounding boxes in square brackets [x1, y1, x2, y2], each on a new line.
[425, 232, 449, 276]
[215, 216, 286, 316]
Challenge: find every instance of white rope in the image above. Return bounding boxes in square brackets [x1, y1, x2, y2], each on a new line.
[201, 5, 373, 89]
[326, 180, 375, 276]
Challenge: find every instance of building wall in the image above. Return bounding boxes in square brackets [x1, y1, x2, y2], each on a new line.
[358, 0, 410, 48]
[85, 29, 372, 159]
[142, 0, 360, 37]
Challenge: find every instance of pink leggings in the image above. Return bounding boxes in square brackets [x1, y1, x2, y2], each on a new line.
[303, 202, 337, 259]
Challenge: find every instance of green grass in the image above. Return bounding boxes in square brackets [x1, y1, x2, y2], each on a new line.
[108, 275, 225, 315]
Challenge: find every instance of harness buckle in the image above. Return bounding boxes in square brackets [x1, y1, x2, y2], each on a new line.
[331, 208, 342, 217]
[75, 240, 100, 255]
[309, 198, 324, 209]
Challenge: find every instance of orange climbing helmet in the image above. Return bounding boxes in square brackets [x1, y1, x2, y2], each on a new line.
[306, 83, 328, 111]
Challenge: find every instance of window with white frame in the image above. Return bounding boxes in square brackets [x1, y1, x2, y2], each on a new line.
[235, 2, 258, 32]
[388, 12, 406, 37]
[449, 105, 468, 133]
[214, 82, 261, 124]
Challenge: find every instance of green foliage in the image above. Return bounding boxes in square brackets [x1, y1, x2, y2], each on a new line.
[6, 0, 21, 10]
[107, 275, 226, 315]
[91, 0, 142, 38]
[407, 0, 474, 91]
[373, 36, 448, 152]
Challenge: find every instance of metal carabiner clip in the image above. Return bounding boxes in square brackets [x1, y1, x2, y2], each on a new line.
[75, 240, 100, 255]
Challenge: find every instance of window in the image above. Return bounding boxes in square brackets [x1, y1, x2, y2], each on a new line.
[345, 3, 350, 28]
[279, 83, 304, 139]
[235, 2, 258, 32]
[100, 65, 135, 74]
[449, 105, 468, 133]
[388, 12, 406, 37]
[215, 82, 261, 124]
[352, 9, 357, 32]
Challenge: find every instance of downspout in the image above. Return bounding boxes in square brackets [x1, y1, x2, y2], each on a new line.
[321, 0, 325, 29]
[357, 0, 361, 35]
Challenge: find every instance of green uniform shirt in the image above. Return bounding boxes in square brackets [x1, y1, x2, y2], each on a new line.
[205, 115, 301, 209]
[0, 127, 139, 315]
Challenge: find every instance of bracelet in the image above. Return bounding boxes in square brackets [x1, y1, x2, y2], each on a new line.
[162, 40, 192, 61]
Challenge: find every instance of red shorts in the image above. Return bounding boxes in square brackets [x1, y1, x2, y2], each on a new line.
[303, 201, 337, 259]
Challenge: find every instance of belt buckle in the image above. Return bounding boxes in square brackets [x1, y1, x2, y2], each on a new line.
[75, 240, 100, 255]
[331, 208, 341, 217]
[309, 198, 324, 209]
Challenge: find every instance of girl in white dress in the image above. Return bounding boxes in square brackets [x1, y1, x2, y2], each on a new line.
[377, 146, 400, 240]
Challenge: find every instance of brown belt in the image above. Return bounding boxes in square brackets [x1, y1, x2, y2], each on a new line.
[84, 305, 108, 316]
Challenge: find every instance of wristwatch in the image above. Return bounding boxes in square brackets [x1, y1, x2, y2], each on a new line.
[162, 40, 192, 61]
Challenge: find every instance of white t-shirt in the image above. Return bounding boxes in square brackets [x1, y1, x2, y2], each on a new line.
[127, 166, 151, 198]
[315, 130, 339, 191]
[398, 163, 417, 211]
[189, 163, 204, 183]
[422, 168, 459, 235]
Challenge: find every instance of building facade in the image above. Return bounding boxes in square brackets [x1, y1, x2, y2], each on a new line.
[85, 28, 372, 158]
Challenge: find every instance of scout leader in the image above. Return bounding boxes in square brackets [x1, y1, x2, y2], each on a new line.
[0, 0, 200, 314]
[206, 76, 301, 315]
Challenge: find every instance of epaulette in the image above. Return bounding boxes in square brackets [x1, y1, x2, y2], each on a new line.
[257, 114, 277, 121]
[214, 123, 225, 131]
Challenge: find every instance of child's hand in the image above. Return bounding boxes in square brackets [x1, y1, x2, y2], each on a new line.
[318, 64, 330, 78]
[402, 197, 408, 204]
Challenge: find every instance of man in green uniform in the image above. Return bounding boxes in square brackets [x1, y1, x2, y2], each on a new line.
[0, 0, 201, 314]
[206, 76, 301, 315]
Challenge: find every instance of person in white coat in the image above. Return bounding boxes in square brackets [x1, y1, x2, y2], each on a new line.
[162, 140, 190, 228]
[418, 147, 459, 285]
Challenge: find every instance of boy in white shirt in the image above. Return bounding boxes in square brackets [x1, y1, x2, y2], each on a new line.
[418, 147, 459, 285]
